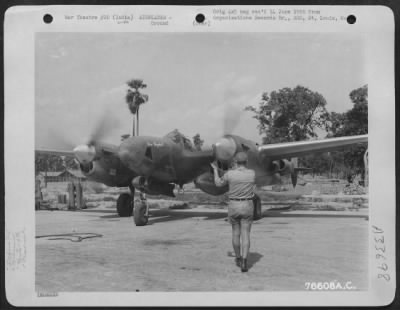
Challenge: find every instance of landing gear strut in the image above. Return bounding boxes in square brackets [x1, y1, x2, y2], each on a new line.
[133, 191, 149, 226]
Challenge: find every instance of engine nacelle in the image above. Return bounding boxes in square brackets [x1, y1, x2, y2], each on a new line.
[79, 161, 117, 187]
[131, 176, 175, 197]
[194, 172, 229, 196]
[271, 159, 294, 176]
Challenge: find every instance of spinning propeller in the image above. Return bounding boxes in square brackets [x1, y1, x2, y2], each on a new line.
[212, 103, 301, 188]
[73, 144, 96, 164]
[47, 109, 118, 166]
[72, 112, 118, 164]
[213, 99, 243, 162]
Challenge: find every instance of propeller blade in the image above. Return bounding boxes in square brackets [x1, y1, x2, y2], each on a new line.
[223, 103, 242, 136]
[87, 109, 119, 145]
[291, 171, 298, 188]
[221, 75, 256, 136]
[214, 100, 244, 161]
[39, 129, 77, 151]
[290, 158, 312, 188]
[291, 157, 298, 188]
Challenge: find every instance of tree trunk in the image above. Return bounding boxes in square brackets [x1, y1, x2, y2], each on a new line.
[132, 107, 140, 137]
[329, 159, 333, 179]
[132, 114, 136, 136]
[136, 108, 140, 136]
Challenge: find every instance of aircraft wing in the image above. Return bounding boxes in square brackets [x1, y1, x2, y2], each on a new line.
[258, 135, 367, 160]
[35, 148, 75, 157]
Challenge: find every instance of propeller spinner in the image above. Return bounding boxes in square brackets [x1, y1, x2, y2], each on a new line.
[73, 144, 96, 164]
[213, 136, 237, 162]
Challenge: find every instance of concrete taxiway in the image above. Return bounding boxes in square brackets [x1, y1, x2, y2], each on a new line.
[36, 206, 368, 292]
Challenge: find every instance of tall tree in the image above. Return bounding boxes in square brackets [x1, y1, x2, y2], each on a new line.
[325, 85, 368, 179]
[326, 85, 368, 138]
[192, 133, 204, 151]
[125, 79, 149, 136]
[245, 85, 328, 144]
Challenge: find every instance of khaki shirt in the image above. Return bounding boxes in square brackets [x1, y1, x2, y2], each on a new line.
[215, 166, 256, 199]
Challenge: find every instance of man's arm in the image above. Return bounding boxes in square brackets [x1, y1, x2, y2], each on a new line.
[211, 162, 228, 187]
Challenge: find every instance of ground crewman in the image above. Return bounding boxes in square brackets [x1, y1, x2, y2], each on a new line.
[211, 151, 256, 272]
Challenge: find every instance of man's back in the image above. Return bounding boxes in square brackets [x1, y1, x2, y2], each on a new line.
[225, 166, 256, 199]
[211, 152, 257, 272]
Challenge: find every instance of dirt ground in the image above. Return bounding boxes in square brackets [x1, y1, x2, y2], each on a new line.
[36, 203, 369, 292]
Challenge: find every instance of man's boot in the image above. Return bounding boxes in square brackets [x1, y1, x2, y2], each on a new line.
[235, 257, 242, 268]
[241, 258, 248, 272]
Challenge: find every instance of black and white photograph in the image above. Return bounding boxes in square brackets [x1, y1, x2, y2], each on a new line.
[4, 5, 396, 307]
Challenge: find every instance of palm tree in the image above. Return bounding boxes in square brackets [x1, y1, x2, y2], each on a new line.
[125, 79, 149, 136]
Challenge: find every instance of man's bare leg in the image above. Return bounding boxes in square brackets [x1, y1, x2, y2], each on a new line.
[232, 223, 241, 265]
[240, 220, 252, 272]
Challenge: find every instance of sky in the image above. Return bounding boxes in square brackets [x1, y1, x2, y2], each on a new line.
[35, 32, 366, 149]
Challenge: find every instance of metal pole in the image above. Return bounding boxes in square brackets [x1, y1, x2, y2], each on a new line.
[76, 182, 83, 209]
[44, 158, 48, 188]
[68, 182, 75, 210]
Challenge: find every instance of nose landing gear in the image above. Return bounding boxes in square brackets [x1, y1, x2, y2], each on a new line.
[116, 185, 149, 226]
[133, 191, 149, 226]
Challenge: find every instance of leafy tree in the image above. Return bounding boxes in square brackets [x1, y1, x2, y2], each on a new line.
[125, 79, 149, 136]
[326, 85, 368, 138]
[65, 156, 79, 170]
[35, 154, 78, 172]
[192, 133, 204, 151]
[325, 85, 368, 179]
[299, 153, 331, 177]
[324, 112, 346, 137]
[245, 85, 328, 144]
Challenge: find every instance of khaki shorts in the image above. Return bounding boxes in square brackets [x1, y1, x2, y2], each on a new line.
[228, 200, 254, 225]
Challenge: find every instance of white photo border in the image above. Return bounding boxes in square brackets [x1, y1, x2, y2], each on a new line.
[4, 5, 396, 307]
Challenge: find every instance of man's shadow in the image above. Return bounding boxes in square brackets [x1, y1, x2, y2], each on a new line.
[227, 251, 263, 270]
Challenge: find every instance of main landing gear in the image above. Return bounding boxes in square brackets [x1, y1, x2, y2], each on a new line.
[116, 185, 149, 226]
[116, 192, 133, 217]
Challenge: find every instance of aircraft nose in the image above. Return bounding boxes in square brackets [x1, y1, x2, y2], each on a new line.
[118, 142, 132, 165]
[118, 138, 153, 175]
[118, 138, 143, 171]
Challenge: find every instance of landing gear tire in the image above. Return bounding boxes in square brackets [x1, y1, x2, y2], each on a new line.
[117, 193, 133, 217]
[253, 194, 262, 221]
[133, 201, 148, 226]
